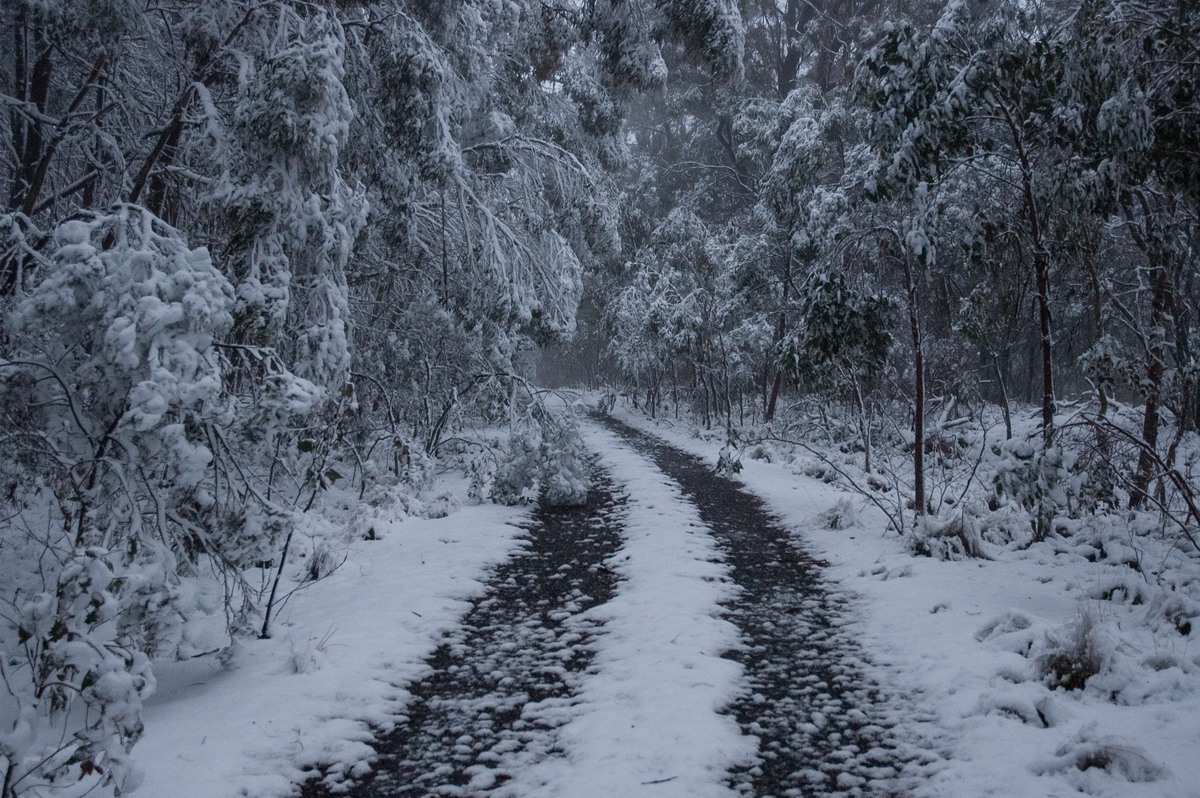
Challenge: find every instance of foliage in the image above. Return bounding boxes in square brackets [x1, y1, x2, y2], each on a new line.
[0, 1, 744, 793]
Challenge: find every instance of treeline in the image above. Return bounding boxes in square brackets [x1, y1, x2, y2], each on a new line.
[0, 2, 742, 795]
[586, 0, 1198, 525]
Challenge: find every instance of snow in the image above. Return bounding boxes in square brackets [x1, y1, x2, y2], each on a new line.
[606, 403, 1200, 798]
[133, 417, 755, 798]
[61, 399, 1200, 798]
[135, 503, 529, 798]
[500, 422, 754, 796]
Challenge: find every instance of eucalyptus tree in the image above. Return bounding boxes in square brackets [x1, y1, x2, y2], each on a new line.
[1067, 0, 1200, 507]
[857, 0, 1098, 445]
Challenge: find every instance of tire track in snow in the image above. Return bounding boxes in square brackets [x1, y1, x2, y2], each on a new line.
[598, 414, 919, 798]
[499, 422, 752, 797]
[299, 457, 624, 797]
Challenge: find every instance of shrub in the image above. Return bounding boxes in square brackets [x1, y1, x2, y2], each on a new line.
[1037, 612, 1104, 691]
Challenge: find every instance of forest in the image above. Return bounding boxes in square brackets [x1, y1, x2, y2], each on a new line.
[1, 0, 1198, 796]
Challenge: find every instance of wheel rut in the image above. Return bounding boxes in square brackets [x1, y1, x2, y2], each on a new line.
[597, 415, 915, 798]
[300, 458, 625, 797]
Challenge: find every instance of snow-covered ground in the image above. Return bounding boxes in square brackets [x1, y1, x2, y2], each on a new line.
[126, 399, 1200, 798]
[135, 502, 529, 798]
[607, 403, 1200, 798]
[500, 422, 754, 797]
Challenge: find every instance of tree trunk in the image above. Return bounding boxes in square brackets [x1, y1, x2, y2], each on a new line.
[766, 369, 783, 423]
[1004, 105, 1055, 442]
[991, 352, 1013, 440]
[671, 362, 679, 418]
[9, 15, 52, 213]
[902, 250, 925, 516]
[765, 249, 792, 422]
[2, 12, 51, 294]
[1034, 249, 1055, 444]
[1130, 259, 1173, 509]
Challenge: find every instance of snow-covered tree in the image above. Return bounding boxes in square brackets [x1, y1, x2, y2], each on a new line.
[1, 208, 239, 795]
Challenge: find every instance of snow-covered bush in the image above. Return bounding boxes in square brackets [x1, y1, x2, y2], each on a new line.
[715, 427, 744, 477]
[491, 414, 592, 507]
[540, 419, 591, 506]
[491, 429, 543, 506]
[820, 498, 858, 530]
[0, 209, 238, 795]
[909, 512, 987, 560]
[1032, 724, 1165, 784]
[0, 206, 341, 795]
[1037, 612, 1105, 691]
[991, 438, 1079, 541]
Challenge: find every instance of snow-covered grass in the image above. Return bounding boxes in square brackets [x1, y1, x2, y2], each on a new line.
[501, 421, 754, 796]
[133, 500, 529, 798]
[606, 401, 1200, 798]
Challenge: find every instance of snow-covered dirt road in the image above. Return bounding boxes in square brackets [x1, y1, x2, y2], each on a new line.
[597, 416, 925, 797]
[300, 418, 920, 797]
[300, 460, 626, 796]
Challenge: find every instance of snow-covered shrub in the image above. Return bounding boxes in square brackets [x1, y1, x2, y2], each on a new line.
[1037, 612, 1104, 691]
[1032, 724, 1165, 783]
[975, 610, 1041, 659]
[749, 441, 775, 462]
[356, 440, 435, 512]
[975, 610, 1034, 643]
[304, 542, 343, 583]
[491, 429, 542, 505]
[972, 684, 1059, 727]
[1, 546, 157, 797]
[803, 462, 833, 482]
[490, 414, 592, 507]
[973, 502, 1038, 547]
[991, 438, 1079, 541]
[909, 512, 987, 560]
[539, 419, 590, 507]
[1088, 576, 1148, 606]
[414, 493, 458, 520]
[0, 209, 239, 795]
[467, 452, 498, 506]
[1143, 593, 1199, 637]
[715, 427, 744, 476]
[286, 626, 337, 675]
[0, 204, 344, 794]
[820, 498, 858, 530]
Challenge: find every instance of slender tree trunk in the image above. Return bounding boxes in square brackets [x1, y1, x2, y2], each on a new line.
[2, 13, 52, 294]
[765, 249, 792, 422]
[1174, 228, 1195, 434]
[1082, 254, 1117, 501]
[991, 352, 1013, 440]
[1034, 249, 1055, 443]
[1130, 259, 1172, 509]
[9, 10, 28, 210]
[720, 335, 733, 428]
[671, 362, 679, 418]
[766, 312, 785, 422]
[1003, 105, 1055, 442]
[10, 17, 52, 213]
[902, 251, 926, 516]
[854, 377, 872, 474]
[766, 369, 783, 422]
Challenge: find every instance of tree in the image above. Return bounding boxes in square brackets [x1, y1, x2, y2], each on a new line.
[859, 1, 1082, 443]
